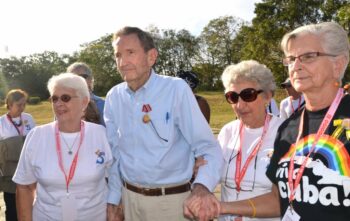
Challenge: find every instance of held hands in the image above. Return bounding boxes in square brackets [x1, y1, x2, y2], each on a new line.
[107, 203, 124, 221]
[183, 183, 220, 221]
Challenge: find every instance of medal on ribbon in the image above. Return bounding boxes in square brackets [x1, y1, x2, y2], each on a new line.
[142, 104, 152, 124]
[141, 104, 168, 142]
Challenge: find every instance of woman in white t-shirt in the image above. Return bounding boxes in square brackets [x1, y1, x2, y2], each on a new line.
[13, 73, 112, 221]
[0, 89, 35, 221]
[218, 60, 283, 221]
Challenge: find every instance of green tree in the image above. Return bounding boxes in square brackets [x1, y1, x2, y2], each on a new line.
[196, 16, 245, 89]
[0, 51, 69, 99]
[77, 34, 120, 95]
[238, 0, 349, 85]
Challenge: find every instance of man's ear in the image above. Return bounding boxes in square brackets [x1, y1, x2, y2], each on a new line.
[147, 48, 158, 67]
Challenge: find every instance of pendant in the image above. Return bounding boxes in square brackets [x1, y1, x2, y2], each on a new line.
[143, 114, 151, 123]
[68, 150, 73, 155]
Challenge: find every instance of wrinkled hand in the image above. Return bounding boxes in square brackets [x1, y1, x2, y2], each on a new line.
[183, 184, 220, 221]
[193, 156, 208, 179]
[107, 203, 124, 221]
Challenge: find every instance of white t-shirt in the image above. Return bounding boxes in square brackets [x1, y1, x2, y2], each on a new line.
[218, 116, 283, 221]
[0, 112, 36, 139]
[279, 95, 305, 120]
[13, 121, 112, 221]
[266, 98, 279, 117]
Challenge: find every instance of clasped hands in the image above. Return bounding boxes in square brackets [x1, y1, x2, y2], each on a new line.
[184, 183, 220, 221]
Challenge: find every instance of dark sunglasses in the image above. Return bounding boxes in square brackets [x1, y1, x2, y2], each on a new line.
[79, 74, 90, 79]
[50, 94, 78, 103]
[225, 88, 263, 104]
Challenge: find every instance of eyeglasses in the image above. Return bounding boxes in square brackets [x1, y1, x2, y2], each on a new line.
[50, 94, 78, 103]
[281, 84, 292, 89]
[79, 74, 90, 79]
[225, 88, 263, 104]
[282, 52, 337, 67]
[224, 148, 257, 192]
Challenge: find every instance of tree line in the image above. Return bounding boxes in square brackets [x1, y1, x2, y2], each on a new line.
[0, 0, 349, 99]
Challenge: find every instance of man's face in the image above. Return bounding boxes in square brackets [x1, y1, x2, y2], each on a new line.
[113, 34, 157, 91]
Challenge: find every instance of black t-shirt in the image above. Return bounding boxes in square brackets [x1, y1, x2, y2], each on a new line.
[266, 94, 350, 221]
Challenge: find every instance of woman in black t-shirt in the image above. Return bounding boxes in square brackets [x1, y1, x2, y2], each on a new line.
[219, 21, 350, 221]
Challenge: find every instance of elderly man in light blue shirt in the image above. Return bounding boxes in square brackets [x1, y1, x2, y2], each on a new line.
[105, 26, 223, 221]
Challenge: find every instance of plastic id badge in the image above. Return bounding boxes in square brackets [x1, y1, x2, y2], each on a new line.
[61, 194, 77, 221]
[282, 206, 300, 221]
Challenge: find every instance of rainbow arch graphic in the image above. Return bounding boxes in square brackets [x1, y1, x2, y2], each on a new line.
[283, 134, 350, 176]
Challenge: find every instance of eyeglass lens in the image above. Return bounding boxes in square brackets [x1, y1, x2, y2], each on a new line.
[51, 94, 73, 103]
[225, 88, 263, 104]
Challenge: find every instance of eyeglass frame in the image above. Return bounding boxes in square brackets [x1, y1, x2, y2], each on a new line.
[282, 51, 337, 67]
[225, 88, 264, 104]
[50, 94, 79, 103]
[223, 144, 258, 192]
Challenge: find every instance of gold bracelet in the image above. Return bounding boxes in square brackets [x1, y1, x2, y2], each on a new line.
[248, 199, 256, 218]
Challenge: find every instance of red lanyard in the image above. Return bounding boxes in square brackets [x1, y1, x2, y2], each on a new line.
[290, 96, 302, 113]
[288, 88, 343, 203]
[6, 113, 23, 135]
[55, 121, 85, 193]
[235, 114, 271, 192]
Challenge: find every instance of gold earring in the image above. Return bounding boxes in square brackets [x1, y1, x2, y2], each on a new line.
[334, 81, 340, 87]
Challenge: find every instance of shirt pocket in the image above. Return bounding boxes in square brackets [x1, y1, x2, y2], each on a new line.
[149, 117, 171, 144]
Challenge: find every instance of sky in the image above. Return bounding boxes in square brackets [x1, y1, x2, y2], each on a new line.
[0, 0, 261, 58]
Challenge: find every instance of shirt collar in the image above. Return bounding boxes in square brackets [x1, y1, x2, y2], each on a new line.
[125, 69, 157, 95]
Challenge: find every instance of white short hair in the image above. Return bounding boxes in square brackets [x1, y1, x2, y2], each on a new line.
[281, 22, 350, 79]
[221, 60, 276, 93]
[47, 73, 90, 99]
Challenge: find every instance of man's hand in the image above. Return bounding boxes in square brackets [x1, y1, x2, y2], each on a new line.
[183, 184, 220, 221]
[107, 203, 124, 221]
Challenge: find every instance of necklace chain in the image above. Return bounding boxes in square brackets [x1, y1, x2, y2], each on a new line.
[60, 132, 80, 155]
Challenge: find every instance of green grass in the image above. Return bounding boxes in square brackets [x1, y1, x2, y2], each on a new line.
[0, 90, 287, 133]
[0, 101, 54, 125]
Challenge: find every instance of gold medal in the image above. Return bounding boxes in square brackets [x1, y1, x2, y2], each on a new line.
[143, 114, 150, 123]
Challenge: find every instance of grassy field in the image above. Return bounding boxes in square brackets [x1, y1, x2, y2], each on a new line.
[0, 90, 287, 132]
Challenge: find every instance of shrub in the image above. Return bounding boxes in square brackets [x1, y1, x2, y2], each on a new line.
[28, 97, 41, 105]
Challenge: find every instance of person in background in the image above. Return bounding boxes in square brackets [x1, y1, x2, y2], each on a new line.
[218, 60, 283, 221]
[344, 83, 350, 94]
[67, 62, 105, 126]
[266, 96, 279, 117]
[0, 89, 36, 221]
[13, 73, 112, 220]
[176, 70, 211, 123]
[279, 77, 305, 120]
[219, 21, 350, 221]
[105, 26, 223, 221]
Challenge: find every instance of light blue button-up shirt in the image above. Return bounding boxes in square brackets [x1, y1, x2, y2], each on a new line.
[105, 70, 223, 204]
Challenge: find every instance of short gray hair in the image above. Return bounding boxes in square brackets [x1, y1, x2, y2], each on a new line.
[66, 62, 93, 79]
[281, 22, 350, 79]
[221, 60, 276, 93]
[47, 73, 90, 99]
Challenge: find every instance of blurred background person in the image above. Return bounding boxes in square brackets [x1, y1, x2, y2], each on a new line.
[266, 95, 279, 117]
[0, 89, 35, 221]
[279, 77, 304, 120]
[67, 62, 105, 126]
[13, 73, 112, 221]
[344, 82, 350, 94]
[219, 21, 350, 221]
[176, 70, 211, 123]
[218, 60, 283, 221]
